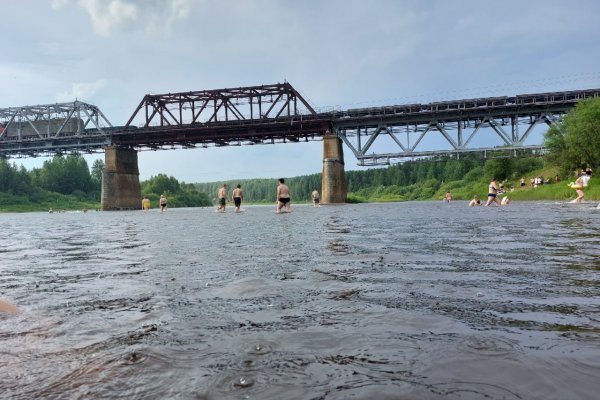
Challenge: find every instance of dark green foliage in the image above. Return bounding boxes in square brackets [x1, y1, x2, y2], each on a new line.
[141, 174, 212, 207]
[544, 97, 600, 175]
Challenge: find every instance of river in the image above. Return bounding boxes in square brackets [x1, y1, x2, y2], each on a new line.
[1, 201, 599, 399]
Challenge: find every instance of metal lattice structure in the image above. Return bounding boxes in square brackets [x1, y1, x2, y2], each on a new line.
[333, 89, 600, 165]
[0, 101, 114, 157]
[115, 82, 330, 148]
[1, 85, 599, 161]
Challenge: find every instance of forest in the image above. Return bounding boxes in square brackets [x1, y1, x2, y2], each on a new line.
[0, 96, 598, 211]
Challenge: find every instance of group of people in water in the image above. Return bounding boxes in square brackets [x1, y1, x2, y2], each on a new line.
[143, 178, 322, 213]
[142, 194, 168, 212]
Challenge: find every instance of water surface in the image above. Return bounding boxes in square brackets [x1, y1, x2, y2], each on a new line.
[1, 202, 599, 399]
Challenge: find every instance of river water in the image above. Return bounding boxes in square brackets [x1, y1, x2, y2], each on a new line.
[1, 201, 599, 399]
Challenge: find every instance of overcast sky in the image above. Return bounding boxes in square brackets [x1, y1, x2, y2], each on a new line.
[2, 0, 600, 183]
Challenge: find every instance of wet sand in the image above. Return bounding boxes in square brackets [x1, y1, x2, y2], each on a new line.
[1, 202, 599, 399]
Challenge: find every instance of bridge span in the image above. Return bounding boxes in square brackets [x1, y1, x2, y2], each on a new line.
[0, 83, 598, 209]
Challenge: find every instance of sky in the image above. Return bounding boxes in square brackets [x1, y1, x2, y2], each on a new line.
[2, 0, 600, 183]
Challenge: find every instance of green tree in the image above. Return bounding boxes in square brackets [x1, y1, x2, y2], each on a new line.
[544, 97, 600, 174]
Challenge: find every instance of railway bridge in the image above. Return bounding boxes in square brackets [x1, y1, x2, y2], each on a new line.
[1, 83, 598, 209]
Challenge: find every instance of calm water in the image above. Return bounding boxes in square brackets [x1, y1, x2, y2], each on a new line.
[1, 202, 599, 399]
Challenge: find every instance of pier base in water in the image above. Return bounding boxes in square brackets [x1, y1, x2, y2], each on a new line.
[101, 146, 141, 210]
[321, 133, 347, 204]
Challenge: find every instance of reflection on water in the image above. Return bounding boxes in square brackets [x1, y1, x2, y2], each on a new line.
[1, 202, 599, 399]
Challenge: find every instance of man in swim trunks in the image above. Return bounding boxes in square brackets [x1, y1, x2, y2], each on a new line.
[232, 184, 243, 213]
[485, 178, 500, 206]
[312, 189, 320, 207]
[276, 178, 291, 213]
[159, 194, 167, 212]
[217, 184, 227, 212]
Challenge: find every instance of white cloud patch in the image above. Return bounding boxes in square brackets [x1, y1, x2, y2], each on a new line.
[57, 80, 107, 102]
[76, 0, 195, 37]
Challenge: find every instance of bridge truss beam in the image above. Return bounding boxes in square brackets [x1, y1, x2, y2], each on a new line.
[0, 101, 113, 157]
[333, 88, 600, 165]
[125, 82, 317, 128]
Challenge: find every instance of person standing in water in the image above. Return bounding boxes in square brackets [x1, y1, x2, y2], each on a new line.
[276, 178, 291, 213]
[311, 189, 320, 207]
[232, 184, 243, 213]
[142, 196, 151, 212]
[444, 191, 452, 203]
[485, 178, 500, 206]
[217, 184, 228, 212]
[570, 173, 585, 203]
[159, 194, 167, 212]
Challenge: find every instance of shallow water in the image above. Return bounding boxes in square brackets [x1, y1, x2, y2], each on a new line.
[1, 201, 599, 399]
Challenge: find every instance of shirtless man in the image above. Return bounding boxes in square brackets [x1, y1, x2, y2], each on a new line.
[232, 184, 243, 213]
[485, 178, 500, 206]
[217, 184, 228, 212]
[311, 189, 320, 207]
[276, 178, 291, 213]
[159, 194, 167, 212]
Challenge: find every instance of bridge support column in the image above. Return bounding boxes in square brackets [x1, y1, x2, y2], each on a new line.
[321, 133, 347, 204]
[101, 146, 141, 210]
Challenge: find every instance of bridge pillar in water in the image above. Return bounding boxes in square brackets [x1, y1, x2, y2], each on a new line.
[321, 133, 347, 204]
[101, 146, 141, 210]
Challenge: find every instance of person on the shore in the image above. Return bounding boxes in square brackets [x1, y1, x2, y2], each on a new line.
[232, 184, 243, 213]
[469, 195, 481, 206]
[217, 184, 227, 212]
[485, 178, 500, 206]
[520, 177, 526, 187]
[570, 173, 585, 203]
[142, 196, 151, 212]
[311, 189, 320, 207]
[276, 178, 291, 213]
[444, 191, 452, 203]
[159, 195, 167, 212]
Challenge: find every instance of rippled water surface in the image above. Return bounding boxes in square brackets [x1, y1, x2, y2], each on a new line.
[1, 202, 599, 399]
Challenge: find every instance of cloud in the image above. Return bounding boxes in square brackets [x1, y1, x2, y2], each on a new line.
[56, 80, 107, 102]
[75, 0, 195, 37]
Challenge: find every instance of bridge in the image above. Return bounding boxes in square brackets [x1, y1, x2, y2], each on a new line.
[1, 83, 598, 209]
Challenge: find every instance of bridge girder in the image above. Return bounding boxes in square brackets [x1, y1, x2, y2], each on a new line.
[333, 89, 600, 165]
[0, 101, 114, 157]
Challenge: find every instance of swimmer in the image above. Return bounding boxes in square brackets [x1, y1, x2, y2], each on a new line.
[159, 194, 168, 212]
[501, 196, 511, 205]
[217, 184, 227, 212]
[232, 184, 243, 213]
[485, 178, 500, 206]
[444, 191, 452, 203]
[311, 189, 320, 207]
[142, 196, 151, 212]
[569, 174, 585, 203]
[468, 195, 481, 206]
[0, 298, 19, 313]
[276, 178, 291, 213]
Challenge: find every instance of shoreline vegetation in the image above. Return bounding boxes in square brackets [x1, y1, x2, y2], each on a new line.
[1, 97, 598, 212]
[0, 155, 596, 213]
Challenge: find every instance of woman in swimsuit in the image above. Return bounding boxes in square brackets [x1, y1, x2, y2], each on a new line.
[485, 178, 500, 206]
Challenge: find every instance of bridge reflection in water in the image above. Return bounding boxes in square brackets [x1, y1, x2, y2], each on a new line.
[0, 83, 598, 209]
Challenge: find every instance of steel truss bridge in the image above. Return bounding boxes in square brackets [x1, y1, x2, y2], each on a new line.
[1, 83, 599, 165]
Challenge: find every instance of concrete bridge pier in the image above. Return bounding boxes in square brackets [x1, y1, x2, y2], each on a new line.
[321, 132, 347, 204]
[101, 146, 141, 210]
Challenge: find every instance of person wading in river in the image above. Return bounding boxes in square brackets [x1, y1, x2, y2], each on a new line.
[276, 178, 291, 213]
